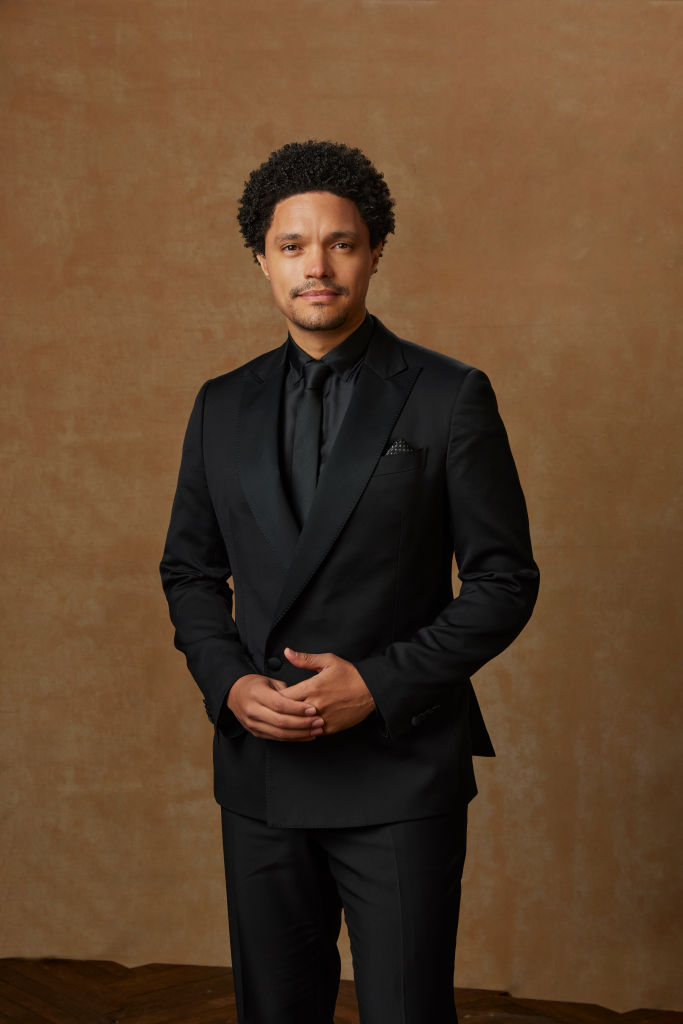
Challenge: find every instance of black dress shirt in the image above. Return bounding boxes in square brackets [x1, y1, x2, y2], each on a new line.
[280, 314, 375, 520]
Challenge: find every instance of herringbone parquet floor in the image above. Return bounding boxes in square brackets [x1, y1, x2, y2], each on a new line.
[0, 960, 680, 1024]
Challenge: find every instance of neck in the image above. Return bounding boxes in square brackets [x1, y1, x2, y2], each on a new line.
[286, 310, 367, 359]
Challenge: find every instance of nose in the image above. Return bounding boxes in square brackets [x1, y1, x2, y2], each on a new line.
[304, 244, 331, 279]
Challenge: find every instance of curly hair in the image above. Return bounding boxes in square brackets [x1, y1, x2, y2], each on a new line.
[237, 140, 395, 261]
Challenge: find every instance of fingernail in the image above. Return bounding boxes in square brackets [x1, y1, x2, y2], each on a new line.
[312, 718, 324, 728]
[304, 706, 317, 715]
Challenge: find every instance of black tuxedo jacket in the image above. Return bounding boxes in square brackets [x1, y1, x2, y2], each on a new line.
[160, 317, 539, 828]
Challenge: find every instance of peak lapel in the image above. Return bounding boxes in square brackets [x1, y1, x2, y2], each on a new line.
[271, 325, 421, 629]
[238, 344, 300, 569]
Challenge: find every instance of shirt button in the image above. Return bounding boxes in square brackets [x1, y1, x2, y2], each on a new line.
[267, 656, 282, 671]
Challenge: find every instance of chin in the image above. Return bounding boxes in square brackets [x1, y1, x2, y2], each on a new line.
[290, 308, 349, 333]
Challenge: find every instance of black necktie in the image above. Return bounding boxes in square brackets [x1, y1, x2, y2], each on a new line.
[291, 360, 331, 526]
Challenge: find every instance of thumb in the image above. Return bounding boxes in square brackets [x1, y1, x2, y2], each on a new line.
[284, 647, 330, 672]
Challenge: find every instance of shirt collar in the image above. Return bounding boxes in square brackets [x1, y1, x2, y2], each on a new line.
[287, 313, 375, 382]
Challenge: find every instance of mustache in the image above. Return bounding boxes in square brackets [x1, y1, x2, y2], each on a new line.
[290, 282, 350, 298]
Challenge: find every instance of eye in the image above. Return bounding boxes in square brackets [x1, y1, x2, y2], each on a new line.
[282, 244, 299, 253]
[333, 241, 352, 250]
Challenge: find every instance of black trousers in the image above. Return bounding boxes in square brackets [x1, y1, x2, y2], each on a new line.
[220, 805, 468, 1024]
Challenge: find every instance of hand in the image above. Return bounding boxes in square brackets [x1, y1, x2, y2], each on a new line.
[283, 649, 375, 735]
[227, 673, 324, 742]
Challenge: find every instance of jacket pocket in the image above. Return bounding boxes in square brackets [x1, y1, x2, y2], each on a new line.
[372, 449, 425, 477]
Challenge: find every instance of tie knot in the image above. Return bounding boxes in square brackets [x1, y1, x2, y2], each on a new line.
[303, 360, 331, 390]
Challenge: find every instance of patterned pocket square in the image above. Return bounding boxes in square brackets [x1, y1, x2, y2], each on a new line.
[384, 438, 417, 456]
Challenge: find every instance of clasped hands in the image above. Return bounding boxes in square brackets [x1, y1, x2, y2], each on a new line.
[227, 648, 375, 742]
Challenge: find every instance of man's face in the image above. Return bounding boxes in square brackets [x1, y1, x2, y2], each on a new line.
[257, 191, 382, 344]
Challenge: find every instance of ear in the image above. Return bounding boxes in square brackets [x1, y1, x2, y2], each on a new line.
[256, 252, 270, 280]
[370, 242, 383, 274]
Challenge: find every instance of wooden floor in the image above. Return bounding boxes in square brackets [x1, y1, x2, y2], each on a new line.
[0, 960, 679, 1024]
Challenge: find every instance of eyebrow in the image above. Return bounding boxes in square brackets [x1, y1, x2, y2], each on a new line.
[272, 231, 361, 243]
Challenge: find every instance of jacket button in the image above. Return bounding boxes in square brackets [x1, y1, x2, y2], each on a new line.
[267, 656, 282, 671]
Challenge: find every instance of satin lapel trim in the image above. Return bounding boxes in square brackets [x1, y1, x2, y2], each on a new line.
[271, 355, 421, 628]
[238, 348, 300, 570]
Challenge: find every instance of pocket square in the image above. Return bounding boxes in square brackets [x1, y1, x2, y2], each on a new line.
[384, 438, 417, 456]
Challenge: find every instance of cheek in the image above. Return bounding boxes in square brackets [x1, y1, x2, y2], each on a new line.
[269, 275, 291, 301]
[281, 268, 300, 292]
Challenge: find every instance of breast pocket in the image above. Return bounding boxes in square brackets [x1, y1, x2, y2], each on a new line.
[342, 448, 427, 570]
[371, 449, 425, 478]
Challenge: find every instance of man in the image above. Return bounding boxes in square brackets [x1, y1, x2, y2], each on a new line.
[160, 140, 539, 1024]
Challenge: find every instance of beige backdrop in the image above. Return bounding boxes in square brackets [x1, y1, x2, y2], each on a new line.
[2, 0, 681, 1013]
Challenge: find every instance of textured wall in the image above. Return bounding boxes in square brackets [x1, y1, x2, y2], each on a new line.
[2, 0, 681, 1012]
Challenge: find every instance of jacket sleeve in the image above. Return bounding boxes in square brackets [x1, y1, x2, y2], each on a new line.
[160, 383, 255, 731]
[354, 368, 540, 738]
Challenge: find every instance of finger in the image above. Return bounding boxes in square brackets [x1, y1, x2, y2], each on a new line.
[284, 647, 332, 672]
[268, 677, 289, 692]
[256, 709, 324, 733]
[285, 681, 318, 705]
[270, 693, 319, 717]
[248, 710, 325, 740]
[248, 703, 325, 732]
[269, 679, 318, 714]
[256, 686, 318, 717]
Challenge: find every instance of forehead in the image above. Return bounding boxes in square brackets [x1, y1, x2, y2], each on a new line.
[267, 191, 368, 238]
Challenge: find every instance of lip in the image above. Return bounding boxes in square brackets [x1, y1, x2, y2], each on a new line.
[298, 290, 340, 299]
